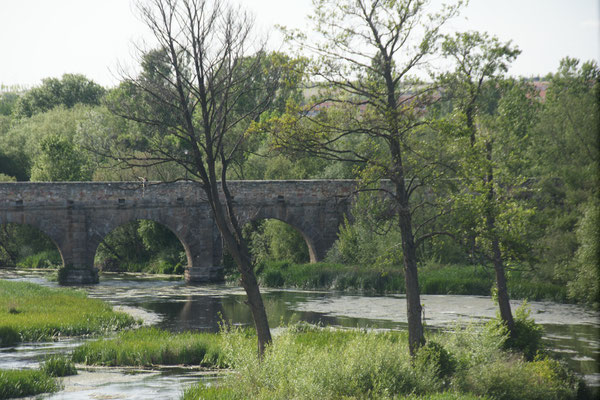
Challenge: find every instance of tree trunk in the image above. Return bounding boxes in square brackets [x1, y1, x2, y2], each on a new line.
[238, 262, 272, 355]
[395, 166, 425, 356]
[485, 140, 515, 334]
[400, 209, 425, 356]
[491, 236, 515, 334]
[208, 184, 273, 355]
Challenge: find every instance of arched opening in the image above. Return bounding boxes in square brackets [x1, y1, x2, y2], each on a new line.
[221, 218, 315, 287]
[244, 219, 311, 265]
[0, 222, 63, 269]
[93, 219, 187, 275]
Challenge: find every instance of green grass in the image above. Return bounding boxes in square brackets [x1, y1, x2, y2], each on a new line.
[16, 250, 62, 269]
[40, 355, 77, 377]
[181, 324, 584, 400]
[71, 327, 232, 367]
[250, 261, 568, 301]
[0, 369, 60, 399]
[0, 280, 136, 346]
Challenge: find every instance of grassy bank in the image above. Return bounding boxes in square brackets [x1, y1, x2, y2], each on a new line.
[0, 356, 76, 399]
[182, 324, 587, 400]
[0, 280, 136, 346]
[72, 327, 231, 368]
[0, 369, 60, 399]
[248, 261, 568, 302]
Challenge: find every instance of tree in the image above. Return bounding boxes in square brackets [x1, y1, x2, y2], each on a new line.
[529, 58, 599, 296]
[13, 74, 105, 118]
[30, 134, 92, 181]
[0, 104, 97, 181]
[103, 0, 293, 355]
[441, 32, 536, 335]
[272, 0, 464, 355]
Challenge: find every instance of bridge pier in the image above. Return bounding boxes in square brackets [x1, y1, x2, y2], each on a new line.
[58, 266, 99, 285]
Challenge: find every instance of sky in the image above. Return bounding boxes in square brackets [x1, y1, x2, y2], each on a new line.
[0, 0, 598, 88]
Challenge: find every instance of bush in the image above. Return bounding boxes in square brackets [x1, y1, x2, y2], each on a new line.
[416, 341, 457, 380]
[506, 303, 544, 361]
[459, 356, 581, 400]
[486, 302, 544, 361]
[40, 355, 77, 377]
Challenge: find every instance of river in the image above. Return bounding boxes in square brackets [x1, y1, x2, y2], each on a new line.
[1, 270, 598, 399]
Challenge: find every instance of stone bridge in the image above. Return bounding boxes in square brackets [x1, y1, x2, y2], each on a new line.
[0, 180, 356, 284]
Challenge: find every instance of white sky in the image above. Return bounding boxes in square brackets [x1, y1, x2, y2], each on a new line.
[0, 0, 598, 88]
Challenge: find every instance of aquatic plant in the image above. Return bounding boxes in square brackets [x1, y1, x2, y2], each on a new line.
[250, 261, 568, 302]
[0, 369, 59, 399]
[40, 354, 77, 377]
[71, 327, 232, 368]
[0, 280, 136, 345]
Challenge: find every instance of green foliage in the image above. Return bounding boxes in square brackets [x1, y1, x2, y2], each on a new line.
[0, 173, 15, 182]
[246, 219, 310, 265]
[0, 327, 19, 347]
[0, 90, 21, 116]
[13, 74, 105, 118]
[0, 369, 60, 399]
[415, 341, 457, 380]
[0, 104, 97, 180]
[72, 327, 231, 368]
[0, 280, 135, 345]
[95, 220, 185, 275]
[182, 383, 237, 400]
[458, 356, 581, 400]
[252, 261, 405, 293]
[0, 223, 61, 269]
[17, 250, 62, 269]
[328, 194, 405, 267]
[40, 355, 77, 377]
[567, 200, 600, 306]
[30, 133, 92, 181]
[181, 325, 581, 400]
[487, 302, 544, 361]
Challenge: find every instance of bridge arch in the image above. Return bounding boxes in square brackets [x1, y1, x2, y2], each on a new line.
[242, 216, 317, 264]
[87, 215, 194, 273]
[0, 220, 64, 268]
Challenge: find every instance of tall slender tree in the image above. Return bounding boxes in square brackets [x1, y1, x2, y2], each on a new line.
[274, 0, 464, 355]
[441, 32, 533, 335]
[103, 0, 294, 355]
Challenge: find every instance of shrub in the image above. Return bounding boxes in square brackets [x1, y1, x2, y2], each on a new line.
[486, 302, 543, 361]
[459, 356, 580, 400]
[416, 341, 457, 380]
[506, 303, 544, 361]
[40, 355, 77, 377]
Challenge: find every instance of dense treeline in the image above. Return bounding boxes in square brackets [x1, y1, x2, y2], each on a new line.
[0, 59, 597, 306]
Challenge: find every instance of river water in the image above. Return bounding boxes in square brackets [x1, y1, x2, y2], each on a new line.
[1, 270, 598, 399]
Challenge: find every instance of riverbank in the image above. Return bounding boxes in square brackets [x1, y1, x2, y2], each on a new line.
[244, 262, 569, 303]
[0, 280, 137, 346]
[182, 324, 589, 400]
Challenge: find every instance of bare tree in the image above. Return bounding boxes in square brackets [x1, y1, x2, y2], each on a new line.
[104, 0, 291, 355]
[274, 0, 464, 355]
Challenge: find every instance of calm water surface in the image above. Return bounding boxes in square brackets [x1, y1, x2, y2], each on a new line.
[1, 270, 598, 399]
